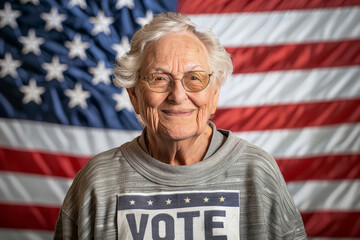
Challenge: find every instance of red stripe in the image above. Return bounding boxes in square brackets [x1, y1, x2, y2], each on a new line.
[213, 98, 360, 132]
[0, 203, 60, 231]
[301, 211, 360, 238]
[227, 40, 360, 74]
[1, 150, 359, 183]
[0, 147, 89, 178]
[277, 154, 360, 182]
[178, 0, 360, 14]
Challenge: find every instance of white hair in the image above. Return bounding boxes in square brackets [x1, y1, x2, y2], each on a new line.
[113, 12, 233, 88]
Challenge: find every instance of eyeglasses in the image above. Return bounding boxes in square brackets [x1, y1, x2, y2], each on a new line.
[140, 70, 213, 93]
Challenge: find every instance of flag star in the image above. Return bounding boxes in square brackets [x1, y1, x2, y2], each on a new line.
[112, 36, 130, 58]
[112, 91, 133, 111]
[41, 8, 66, 32]
[219, 196, 225, 202]
[89, 60, 112, 85]
[115, 0, 135, 9]
[68, 0, 87, 9]
[166, 199, 172, 205]
[184, 197, 191, 203]
[18, 29, 44, 56]
[42, 56, 68, 82]
[203, 197, 209, 203]
[20, 79, 45, 104]
[65, 34, 89, 59]
[147, 200, 153, 206]
[135, 10, 153, 27]
[20, 0, 40, 5]
[0, 2, 21, 29]
[129, 200, 135, 205]
[65, 83, 91, 109]
[0, 52, 21, 78]
[90, 11, 114, 35]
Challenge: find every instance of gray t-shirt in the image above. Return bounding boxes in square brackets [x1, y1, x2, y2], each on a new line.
[54, 123, 307, 239]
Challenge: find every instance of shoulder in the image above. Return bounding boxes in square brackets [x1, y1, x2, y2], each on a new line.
[223, 130, 288, 200]
[63, 147, 121, 195]
[221, 129, 280, 177]
[225, 132, 306, 238]
[243, 141, 282, 178]
[76, 147, 123, 181]
[60, 143, 132, 209]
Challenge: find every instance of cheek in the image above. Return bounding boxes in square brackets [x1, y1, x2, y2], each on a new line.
[136, 87, 166, 129]
[195, 90, 219, 116]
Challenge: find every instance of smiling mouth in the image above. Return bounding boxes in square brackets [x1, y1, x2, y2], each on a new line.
[161, 110, 194, 116]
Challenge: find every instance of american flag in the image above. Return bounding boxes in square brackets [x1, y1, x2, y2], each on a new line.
[0, 0, 359, 239]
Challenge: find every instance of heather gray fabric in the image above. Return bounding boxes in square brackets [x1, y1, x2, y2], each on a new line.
[54, 123, 306, 239]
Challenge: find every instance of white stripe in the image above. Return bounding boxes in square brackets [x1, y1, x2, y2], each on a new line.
[288, 180, 360, 211]
[1, 119, 359, 159]
[190, 7, 360, 46]
[0, 172, 71, 206]
[219, 66, 360, 107]
[0, 118, 141, 156]
[0, 229, 53, 240]
[235, 123, 360, 158]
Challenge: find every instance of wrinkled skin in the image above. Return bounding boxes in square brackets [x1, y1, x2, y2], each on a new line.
[127, 31, 220, 165]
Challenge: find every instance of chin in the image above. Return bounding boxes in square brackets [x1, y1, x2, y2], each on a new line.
[159, 125, 202, 141]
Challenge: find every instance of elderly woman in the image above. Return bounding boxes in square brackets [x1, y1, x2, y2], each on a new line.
[54, 12, 306, 239]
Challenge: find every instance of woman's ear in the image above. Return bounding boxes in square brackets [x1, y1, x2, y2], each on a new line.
[126, 87, 140, 114]
[210, 86, 220, 115]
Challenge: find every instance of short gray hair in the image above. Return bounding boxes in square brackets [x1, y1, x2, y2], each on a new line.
[113, 12, 233, 88]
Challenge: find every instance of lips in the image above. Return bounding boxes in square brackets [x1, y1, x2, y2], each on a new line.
[161, 109, 194, 116]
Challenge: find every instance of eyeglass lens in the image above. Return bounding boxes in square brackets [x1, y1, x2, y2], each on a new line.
[146, 71, 210, 92]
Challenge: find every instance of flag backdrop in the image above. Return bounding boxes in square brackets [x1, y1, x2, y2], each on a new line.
[0, 0, 359, 239]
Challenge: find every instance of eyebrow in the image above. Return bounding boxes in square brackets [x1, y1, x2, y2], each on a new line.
[152, 67, 168, 73]
[150, 65, 204, 73]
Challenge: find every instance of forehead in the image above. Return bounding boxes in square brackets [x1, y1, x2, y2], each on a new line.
[142, 31, 209, 71]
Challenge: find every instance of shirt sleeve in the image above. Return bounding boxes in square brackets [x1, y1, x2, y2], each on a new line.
[53, 209, 78, 240]
[259, 152, 307, 239]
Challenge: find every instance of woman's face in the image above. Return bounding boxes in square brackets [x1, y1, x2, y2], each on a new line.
[127, 31, 220, 141]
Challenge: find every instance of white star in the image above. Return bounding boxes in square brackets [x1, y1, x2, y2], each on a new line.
[135, 11, 153, 27]
[115, 0, 134, 9]
[18, 29, 44, 55]
[68, 0, 87, 9]
[42, 56, 68, 82]
[19, 79, 45, 104]
[20, 0, 40, 5]
[203, 197, 209, 203]
[65, 34, 89, 59]
[89, 60, 112, 85]
[166, 199, 172, 205]
[65, 83, 91, 109]
[112, 90, 133, 111]
[41, 8, 66, 32]
[0, 2, 21, 29]
[89, 11, 114, 35]
[147, 200, 153, 206]
[219, 196, 225, 202]
[112, 36, 130, 58]
[129, 200, 135, 205]
[0, 52, 21, 78]
[184, 197, 191, 203]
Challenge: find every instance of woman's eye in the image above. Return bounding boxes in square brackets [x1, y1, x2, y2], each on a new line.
[190, 76, 200, 80]
[153, 74, 169, 81]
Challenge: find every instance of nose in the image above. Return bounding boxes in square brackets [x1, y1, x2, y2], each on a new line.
[166, 79, 187, 104]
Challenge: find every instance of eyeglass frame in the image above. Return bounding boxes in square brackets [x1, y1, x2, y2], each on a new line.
[139, 70, 213, 93]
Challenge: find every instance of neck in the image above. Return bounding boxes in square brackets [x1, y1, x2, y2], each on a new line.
[146, 124, 213, 165]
